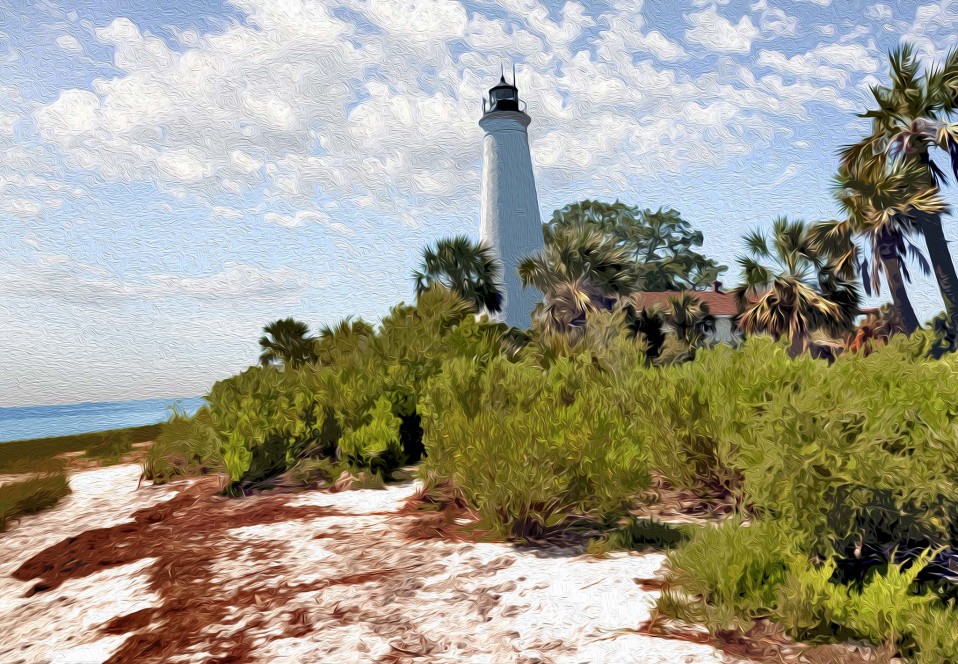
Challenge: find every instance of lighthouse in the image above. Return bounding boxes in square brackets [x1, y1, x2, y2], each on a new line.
[479, 68, 543, 328]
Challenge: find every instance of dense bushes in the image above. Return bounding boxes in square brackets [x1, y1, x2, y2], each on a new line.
[659, 520, 958, 663]
[146, 286, 505, 491]
[420, 351, 650, 540]
[647, 335, 958, 661]
[416, 324, 958, 659]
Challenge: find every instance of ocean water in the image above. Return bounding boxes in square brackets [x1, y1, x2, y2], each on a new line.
[0, 396, 206, 443]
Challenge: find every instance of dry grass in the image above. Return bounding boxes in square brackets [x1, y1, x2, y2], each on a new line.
[0, 472, 71, 532]
[0, 424, 162, 474]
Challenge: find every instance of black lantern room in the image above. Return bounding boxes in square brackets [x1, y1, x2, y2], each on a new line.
[483, 67, 523, 114]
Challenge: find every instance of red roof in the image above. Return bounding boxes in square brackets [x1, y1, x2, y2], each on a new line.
[632, 290, 740, 316]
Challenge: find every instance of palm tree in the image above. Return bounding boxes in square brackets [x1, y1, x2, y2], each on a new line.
[848, 304, 903, 356]
[518, 225, 637, 338]
[413, 236, 504, 315]
[664, 292, 716, 357]
[843, 44, 958, 349]
[622, 304, 667, 365]
[813, 154, 945, 334]
[734, 218, 861, 357]
[314, 317, 375, 366]
[258, 317, 318, 369]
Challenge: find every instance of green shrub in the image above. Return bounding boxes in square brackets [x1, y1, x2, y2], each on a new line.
[662, 523, 958, 662]
[205, 365, 336, 487]
[658, 519, 801, 631]
[280, 456, 344, 487]
[421, 353, 650, 540]
[777, 553, 958, 663]
[144, 407, 225, 484]
[83, 429, 135, 465]
[735, 337, 958, 559]
[142, 286, 505, 489]
[338, 396, 404, 475]
[0, 472, 71, 531]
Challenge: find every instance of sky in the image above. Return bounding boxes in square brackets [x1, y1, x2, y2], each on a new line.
[2, 0, 958, 407]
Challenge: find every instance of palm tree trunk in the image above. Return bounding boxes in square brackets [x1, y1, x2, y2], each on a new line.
[788, 331, 806, 359]
[917, 213, 958, 322]
[917, 152, 958, 324]
[877, 243, 920, 334]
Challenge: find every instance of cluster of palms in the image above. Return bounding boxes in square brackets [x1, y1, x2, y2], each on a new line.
[416, 214, 853, 360]
[414, 201, 722, 359]
[826, 45, 958, 356]
[258, 316, 373, 370]
[724, 46, 958, 357]
[733, 217, 860, 357]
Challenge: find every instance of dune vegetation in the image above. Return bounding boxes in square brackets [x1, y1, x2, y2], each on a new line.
[0, 473, 71, 532]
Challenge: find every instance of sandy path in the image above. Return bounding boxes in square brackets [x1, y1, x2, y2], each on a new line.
[0, 464, 746, 664]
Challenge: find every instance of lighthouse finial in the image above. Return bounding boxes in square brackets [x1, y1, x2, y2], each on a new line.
[500, 63, 505, 83]
[512, 63, 516, 86]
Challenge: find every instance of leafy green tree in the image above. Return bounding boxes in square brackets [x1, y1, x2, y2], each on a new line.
[519, 225, 636, 337]
[734, 218, 861, 357]
[813, 155, 944, 335]
[258, 317, 318, 369]
[843, 44, 958, 352]
[545, 200, 727, 290]
[413, 235, 504, 315]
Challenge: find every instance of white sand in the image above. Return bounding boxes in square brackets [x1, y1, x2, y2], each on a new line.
[0, 464, 743, 663]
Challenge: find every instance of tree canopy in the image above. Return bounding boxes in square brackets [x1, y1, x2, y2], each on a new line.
[544, 200, 727, 291]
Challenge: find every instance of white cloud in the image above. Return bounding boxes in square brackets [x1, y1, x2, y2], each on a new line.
[685, 6, 759, 53]
[0, 31, 20, 63]
[54, 34, 83, 52]
[229, 150, 262, 174]
[366, 0, 468, 43]
[263, 209, 331, 228]
[902, 2, 958, 61]
[839, 25, 871, 43]
[635, 30, 688, 61]
[1, 252, 315, 304]
[0, 110, 19, 136]
[757, 43, 879, 86]
[212, 205, 244, 220]
[0, 197, 43, 218]
[864, 3, 893, 20]
[156, 149, 212, 182]
[770, 163, 801, 186]
[759, 7, 800, 37]
[36, 89, 99, 139]
[146, 263, 317, 299]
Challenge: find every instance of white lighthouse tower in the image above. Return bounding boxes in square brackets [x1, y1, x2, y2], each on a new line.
[479, 68, 543, 328]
